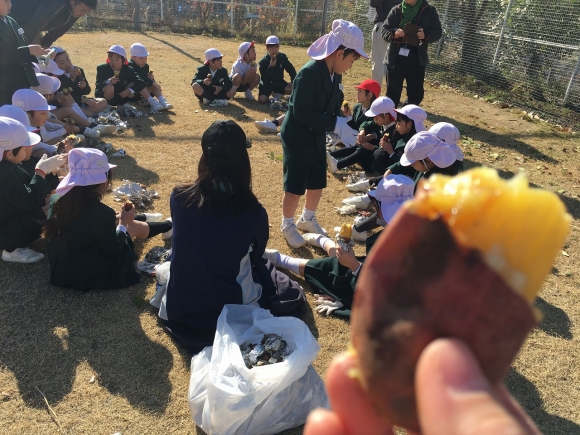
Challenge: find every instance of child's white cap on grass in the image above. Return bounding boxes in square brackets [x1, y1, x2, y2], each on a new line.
[307, 19, 369, 60]
[0, 105, 36, 131]
[56, 148, 116, 196]
[38, 58, 64, 76]
[400, 131, 457, 168]
[237, 41, 255, 60]
[368, 174, 415, 224]
[395, 104, 427, 132]
[0, 117, 41, 161]
[32, 73, 61, 96]
[108, 44, 127, 59]
[130, 43, 149, 57]
[266, 35, 279, 45]
[364, 96, 397, 120]
[204, 48, 224, 64]
[12, 89, 56, 111]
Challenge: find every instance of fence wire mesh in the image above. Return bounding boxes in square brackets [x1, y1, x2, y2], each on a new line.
[79, 0, 580, 127]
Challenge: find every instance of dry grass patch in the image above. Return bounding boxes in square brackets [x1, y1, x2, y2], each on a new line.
[0, 30, 579, 434]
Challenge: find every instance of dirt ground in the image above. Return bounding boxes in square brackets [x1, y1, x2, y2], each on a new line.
[0, 30, 579, 435]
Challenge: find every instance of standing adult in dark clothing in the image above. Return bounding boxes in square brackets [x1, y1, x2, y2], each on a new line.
[370, 0, 399, 91]
[382, 0, 442, 107]
[9, 0, 97, 47]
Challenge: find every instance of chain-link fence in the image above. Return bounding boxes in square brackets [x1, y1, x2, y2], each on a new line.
[79, 0, 580, 126]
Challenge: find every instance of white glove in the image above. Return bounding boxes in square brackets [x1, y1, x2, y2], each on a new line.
[333, 117, 358, 147]
[35, 154, 67, 174]
[314, 298, 344, 315]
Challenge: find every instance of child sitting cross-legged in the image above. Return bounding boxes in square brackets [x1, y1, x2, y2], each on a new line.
[43, 148, 173, 290]
[128, 43, 173, 111]
[191, 49, 235, 106]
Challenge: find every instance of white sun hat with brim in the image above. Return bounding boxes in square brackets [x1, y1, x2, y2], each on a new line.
[364, 96, 397, 120]
[108, 44, 127, 59]
[307, 19, 369, 60]
[32, 73, 61, 96]
[56, 148, 117, 197]
[0, 117, 41, 161]
[204, 48, 224, 64]
[429, 122, 464, 161]
[400, 131, 457, 168]
[395, 104, 427, 132]
[237, 41, 255, 61]
[368, 174, 415, 224]
[130, 43, 149, 57]
[0, 105, 36, 131]
[12, 89, 56, 111]
[265, 35, 280, 45]
[38, 58, 64, 76]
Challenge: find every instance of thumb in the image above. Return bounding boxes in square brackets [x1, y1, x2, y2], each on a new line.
[415, 339, 539, 435]
[39, 154, 48, 162]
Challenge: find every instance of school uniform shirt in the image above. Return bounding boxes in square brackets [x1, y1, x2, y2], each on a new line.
[258, 52, 296, 87]
[347, 103, 373, 131]
[58, 66, 91, 105]
[47, 197, 140, 290]
[95, 63, 147, 98]
[191, 64, 233, 92]
[230, 59, 252, 77]
[128, 59, 154, 87]
[163, 189, 305, 354]
[0, 159, 52, 251]
[0, 15, 39, 105]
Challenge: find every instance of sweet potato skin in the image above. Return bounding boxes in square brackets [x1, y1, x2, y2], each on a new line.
[350, 210, 538, 431]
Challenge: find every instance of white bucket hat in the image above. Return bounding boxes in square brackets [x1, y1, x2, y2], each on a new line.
[368, 174, 415, 224]
[12, 89, 56, 111]
[364, 96, 397, 120]
[429, 122, 463, 161]
[130, 43, 149, 57]
[266, 35, 280, 45]
[108, 44, 127, 59]
[395, 104, 427, 132]
[400, 131, 457, 168]
[56, 148, 117, 196]
[32, 73, 61, 96]
[0, 117, 41, 161]
[0, 105, 36, 131]
[39, 58, 64, 76]
[204, 48, 224, 64]
[307, 19, 369, 60]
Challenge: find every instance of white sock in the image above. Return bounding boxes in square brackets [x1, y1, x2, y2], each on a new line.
[281, 216, 294, 229]
[309, 234, 334, 251]
[301, 208, 315, 221]
[147, 96, 156, 104]
[158, 95, 167, 103]
[71, 103, 88, 120]
[231, 85, 239, 91]
[278, 254, 302, 275]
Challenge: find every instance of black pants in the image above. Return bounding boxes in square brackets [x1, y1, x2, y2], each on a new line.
[330, 146, 375, 172]
[386, 53, 426, 107]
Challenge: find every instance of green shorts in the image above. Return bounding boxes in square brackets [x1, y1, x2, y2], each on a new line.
[282, 139, 327, 195]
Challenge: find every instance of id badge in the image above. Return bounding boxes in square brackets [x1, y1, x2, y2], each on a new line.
[399, 47, 410, 57]
[18, 28, 25, 35]
[339, 83, 344, 92]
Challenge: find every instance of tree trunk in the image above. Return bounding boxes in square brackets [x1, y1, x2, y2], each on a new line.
[132, 0, 141, 31]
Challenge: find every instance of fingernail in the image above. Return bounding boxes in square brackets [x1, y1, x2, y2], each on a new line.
[435, 339, 490, 394]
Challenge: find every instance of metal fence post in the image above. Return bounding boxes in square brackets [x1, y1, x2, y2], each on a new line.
[563, 49, 580, 105]
[159, 0, 164, 28]
[230, 0, 235, 32]
[491, 0, 514, 73]
[321, 0, 328, 36]
[436, 0, 451, 57]
[294, 0, 299, 37]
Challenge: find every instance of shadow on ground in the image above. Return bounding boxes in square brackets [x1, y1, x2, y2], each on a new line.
[505, 369, 580, 434]
[535, 297, 573, 340]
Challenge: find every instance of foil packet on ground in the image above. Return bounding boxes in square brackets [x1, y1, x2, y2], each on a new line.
[112, 180, 159, 209]
[136, 246, 170, 275]
[116, 105, 144, 119]
[326, 132, 342, 151]
[240, 333, 293, 369]
[97, 111, 128, 134]
[346, 171, 367, 184]
[270, 99, 288, 112]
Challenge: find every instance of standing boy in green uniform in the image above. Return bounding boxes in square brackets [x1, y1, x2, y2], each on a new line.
[191, 48, 235, 106]
[257, 35, 296, 103]
[0, 0, 47, 105]
[279, 19, 368, 248]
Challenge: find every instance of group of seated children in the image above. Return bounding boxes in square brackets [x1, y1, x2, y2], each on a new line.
[192, 36, 295, 106]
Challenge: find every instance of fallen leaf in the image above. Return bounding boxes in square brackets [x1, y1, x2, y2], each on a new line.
[562, 251, 569, 257]
[89, 375, 96, 384]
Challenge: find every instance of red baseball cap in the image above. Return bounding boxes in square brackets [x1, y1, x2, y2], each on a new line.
[355, 79, 381, 99]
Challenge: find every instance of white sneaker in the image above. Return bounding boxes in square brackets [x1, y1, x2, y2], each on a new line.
[202, 98, 211, 105]
[302, 233, 322, 248]
[245, 89, 256, 101]
[255, 119, 278, 133]
[82, 127, 100, 138]
[346, 179, 370, 192]
[161, 100, 173, 110]
[282, 223, 306, 248]
[161, 217, 173, 240]
[121, 103, 137, 111]
[296, 216, 327, 235]
[333, 226, 367, 242]
[143, 213, 164, 222]
[150, 101, 165, 112]
[342, 194, 372, 209]
[263, 248, 281, 266]
[326, 151, 339, 174]
[94, 124, 116, 135]
[210, 99, 228, 107]
[2, 248, 44, 263]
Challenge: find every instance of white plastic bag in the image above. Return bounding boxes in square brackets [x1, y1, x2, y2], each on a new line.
[189, 304, 328, 435]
